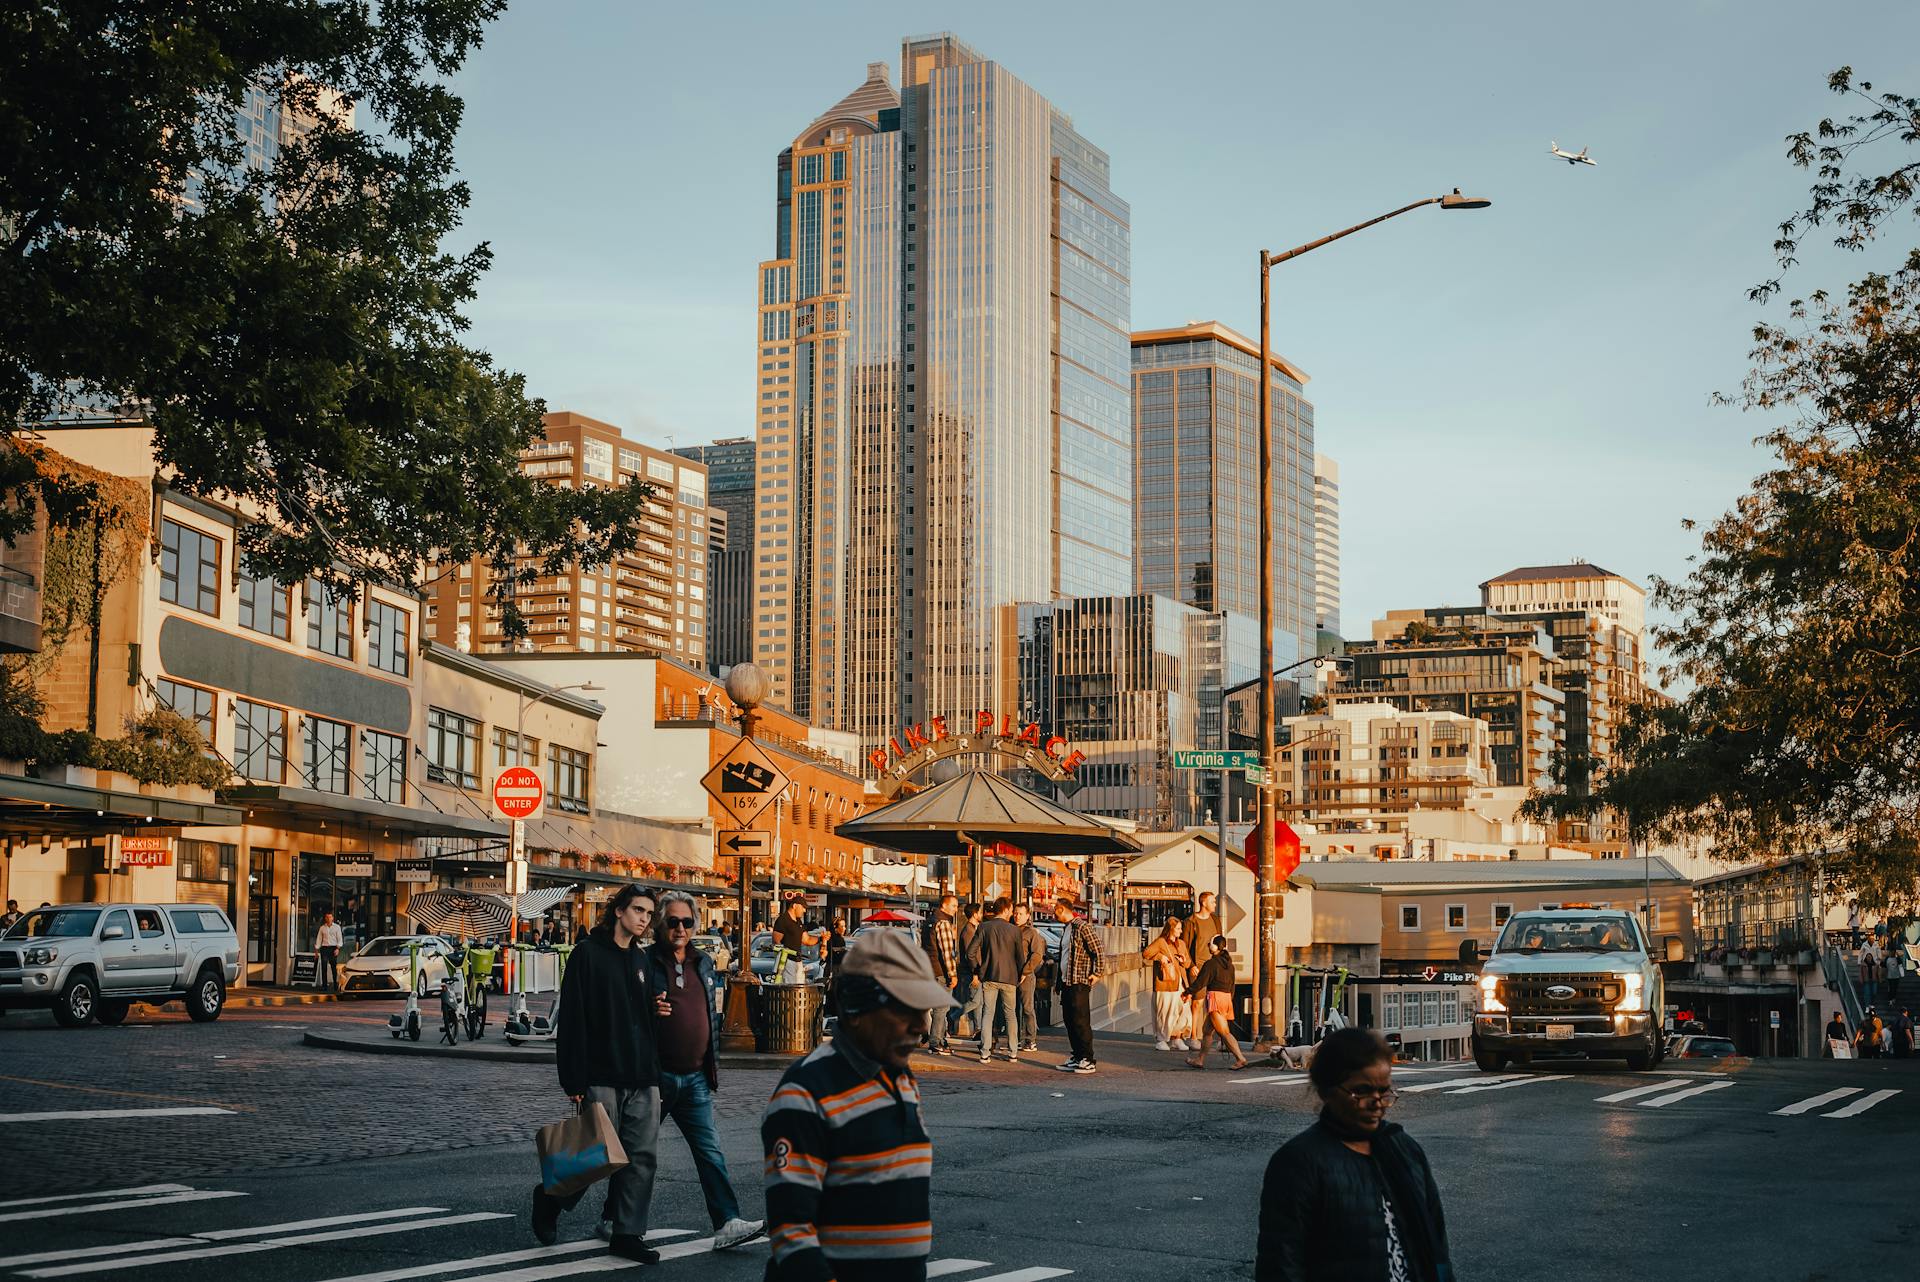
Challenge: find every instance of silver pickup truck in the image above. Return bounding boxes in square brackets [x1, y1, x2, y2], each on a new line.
[0, 902, 240, 1026]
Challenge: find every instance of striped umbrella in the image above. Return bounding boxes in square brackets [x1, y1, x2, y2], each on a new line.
[405, 890, 515, 939]
[508, 885, 577, 919]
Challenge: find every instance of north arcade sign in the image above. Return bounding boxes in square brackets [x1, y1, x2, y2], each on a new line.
[869, 711, 1085, 799]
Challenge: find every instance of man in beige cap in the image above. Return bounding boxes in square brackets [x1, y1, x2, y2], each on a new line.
[762, 929, 956, 1280]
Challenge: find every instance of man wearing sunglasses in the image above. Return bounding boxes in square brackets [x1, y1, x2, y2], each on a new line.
[632, 889, 765, 1251]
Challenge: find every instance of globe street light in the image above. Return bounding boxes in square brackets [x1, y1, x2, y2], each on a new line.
[1254, 190, 1490, 1046]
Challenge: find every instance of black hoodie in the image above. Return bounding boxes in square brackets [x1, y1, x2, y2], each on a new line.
[555, 923, 661, 1098]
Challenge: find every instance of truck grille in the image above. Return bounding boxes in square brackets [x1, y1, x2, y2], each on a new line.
[0, 951, 18, 970]
[1501, 973, 1623, 1016]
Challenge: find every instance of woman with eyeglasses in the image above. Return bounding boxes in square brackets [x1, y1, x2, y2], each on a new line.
[1255, 1027, 1453, 1282]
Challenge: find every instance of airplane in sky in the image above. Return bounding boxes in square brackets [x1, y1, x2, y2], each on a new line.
[1549, 141, 1597, 167]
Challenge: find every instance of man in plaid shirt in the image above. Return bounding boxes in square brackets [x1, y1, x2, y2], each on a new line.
[1052, 901, 1105, 1074]
[920, 893, 961, 1055]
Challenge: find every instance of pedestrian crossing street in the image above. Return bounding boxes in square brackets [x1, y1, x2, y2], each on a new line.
[1227, 1063, 1905, 1119]
[0, 1185, 1073, 1282]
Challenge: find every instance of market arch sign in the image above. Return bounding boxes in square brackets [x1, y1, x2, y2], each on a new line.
[869, 711, 1085, 799]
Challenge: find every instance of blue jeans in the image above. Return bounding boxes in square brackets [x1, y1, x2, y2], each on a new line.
[658, 1070, 741, 1229]
[977, 982, 1019, 1055]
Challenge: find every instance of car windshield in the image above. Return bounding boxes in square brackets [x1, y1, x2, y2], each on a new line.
[357, 937, 428, 957]
[751, 932, 820, 960]
[4, 908, 102, 940]
[1695, 1039, 1736, 1055]
[1495, 915, 1638, 954]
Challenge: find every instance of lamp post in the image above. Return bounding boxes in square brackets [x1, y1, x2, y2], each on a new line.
[1255, 189, 1489, 1046]
[719, 662, 770, 1052]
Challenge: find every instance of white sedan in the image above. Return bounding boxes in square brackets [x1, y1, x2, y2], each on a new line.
[337, 935, 454, 997]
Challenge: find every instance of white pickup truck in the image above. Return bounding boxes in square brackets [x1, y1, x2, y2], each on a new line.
[0, 902, 240, 1026]
[1469, 907, 1665, 1072]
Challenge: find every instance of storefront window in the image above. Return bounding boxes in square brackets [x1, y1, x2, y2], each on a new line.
[295, 854, 396, 954]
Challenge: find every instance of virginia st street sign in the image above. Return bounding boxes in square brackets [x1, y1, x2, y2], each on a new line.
[1172, 749, 1261, 770]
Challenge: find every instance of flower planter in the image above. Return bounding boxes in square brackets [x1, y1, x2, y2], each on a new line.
[1754, 950, 1774, 966]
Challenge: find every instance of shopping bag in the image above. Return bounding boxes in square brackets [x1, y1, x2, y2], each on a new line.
[537, 1100, 628, 1197]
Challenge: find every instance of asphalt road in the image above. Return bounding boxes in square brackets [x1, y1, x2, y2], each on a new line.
[2, 1000, 1915, 1282]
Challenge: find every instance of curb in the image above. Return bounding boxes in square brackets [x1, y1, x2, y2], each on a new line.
[300, 1027, 803, 1071]
[233, 992, 343, 1008]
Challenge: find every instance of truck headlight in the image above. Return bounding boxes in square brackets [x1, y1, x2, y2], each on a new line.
[1479, 974, 1505, 1012]
[1615, 974, 1645, 1012]
[24, 946, 56, 966]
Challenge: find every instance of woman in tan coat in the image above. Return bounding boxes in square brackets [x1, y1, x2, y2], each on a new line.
[1142, 919, 1193, 1051]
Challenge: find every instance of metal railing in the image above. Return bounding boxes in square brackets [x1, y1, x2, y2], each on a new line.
[1824, 948, 1866, 1029]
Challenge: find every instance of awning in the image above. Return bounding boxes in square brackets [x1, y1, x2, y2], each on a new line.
[0, 771, 244, 836]
[836, 770, 1141, 859]
[221, 784, 507, 841]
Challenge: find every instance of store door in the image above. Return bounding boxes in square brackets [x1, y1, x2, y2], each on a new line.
[247, 849, 277, 971]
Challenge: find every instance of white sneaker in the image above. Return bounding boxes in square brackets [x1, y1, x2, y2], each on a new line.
[714, 1218, 766, 1250]
[1171, 1038, 1190, 1051]
[1155, 1040, 1171, 1051]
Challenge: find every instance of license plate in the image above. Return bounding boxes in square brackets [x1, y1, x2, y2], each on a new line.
[1546, 1024, 1574, 1040]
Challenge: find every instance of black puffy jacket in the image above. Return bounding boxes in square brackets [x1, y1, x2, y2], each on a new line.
[1255, 1118, 1453, 1282]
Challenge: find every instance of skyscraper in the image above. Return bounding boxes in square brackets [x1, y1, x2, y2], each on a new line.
[1131, 322, 1317, 674]
[672, 437, 756, 672]
[1313, 453, 1341, 639]
[754, 36, 1131, 748]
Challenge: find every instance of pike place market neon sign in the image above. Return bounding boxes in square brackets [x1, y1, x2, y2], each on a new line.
[869, 712, 1085, 799]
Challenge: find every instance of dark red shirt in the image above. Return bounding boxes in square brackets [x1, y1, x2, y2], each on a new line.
[656, 950, 711, 1075]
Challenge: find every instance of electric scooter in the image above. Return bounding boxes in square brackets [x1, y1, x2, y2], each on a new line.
[505, 942, 572, 1046]
[440, 948, 470, 1045]
[386, 939, 428, 1041]
[503, 940, 539, 1039]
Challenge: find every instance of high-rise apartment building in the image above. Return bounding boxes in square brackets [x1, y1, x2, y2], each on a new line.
[1481, 562, 1646, 640]
[1275, 702, 1495, 836]
[1131, 322, 1316, 675]
[753, 36, 1131, 747]
[672, 437, 756, 672]
[1313, 454, 1341, 638]
[424, 412, 711, 667]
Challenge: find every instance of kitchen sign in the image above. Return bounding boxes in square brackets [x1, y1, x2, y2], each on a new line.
[335, 853, 375, 878]
[396, 859, 435, 884]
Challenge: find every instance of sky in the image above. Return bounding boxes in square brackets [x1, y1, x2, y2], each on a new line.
[442, 0, 1920, 653]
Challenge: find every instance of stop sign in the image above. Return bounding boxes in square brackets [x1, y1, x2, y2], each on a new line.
[1244, 818, 1303, 883]
[492, 765, 545, 820]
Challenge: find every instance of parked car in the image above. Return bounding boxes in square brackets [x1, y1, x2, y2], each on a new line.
[690, 933, 735, 973]
[748, 931, 825, 983]
[0, 902, 239, 1026]
[337, 935, 455, 997]
[1672, 1035, 1739, 1060]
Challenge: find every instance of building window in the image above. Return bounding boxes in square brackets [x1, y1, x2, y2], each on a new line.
[155, 678, 215, 748]
[176, 840, 237, 885]
[302, 715, 352, 794]
[160, 518, 221, 616]
[367, 599, 411, 676]
[1492, 903, 1513, 929]
[549, 745, 590, 813]
[233, 698, 287, 783]
[426, 707, 480, 789]
[1445, 904, 1467, 931]
[306, 579, 354, 659]
[362, 730, 407, 805]
[1399, 905, 1420, 932]
[493, 728, 540, 769]
[237, 571, 290, 639]
[1383, 991, 1401, 1031]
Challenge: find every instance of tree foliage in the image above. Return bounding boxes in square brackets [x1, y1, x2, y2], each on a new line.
[1527, 70, 1920, 910]
[0, 2, 647, 629]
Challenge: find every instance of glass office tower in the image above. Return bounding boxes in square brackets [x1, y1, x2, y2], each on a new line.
[1132, 322, 1317, 676]
[756, 37, 1131, 749]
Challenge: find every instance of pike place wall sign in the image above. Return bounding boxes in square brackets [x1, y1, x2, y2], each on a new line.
[869, 711, 1085, 799]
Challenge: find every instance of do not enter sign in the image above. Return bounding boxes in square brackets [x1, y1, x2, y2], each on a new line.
[493, 765, 545, 820]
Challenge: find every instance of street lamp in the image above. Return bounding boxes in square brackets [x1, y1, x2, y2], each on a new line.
[719, 662, 770, 1052]
[1255, 189, 1489, 1046]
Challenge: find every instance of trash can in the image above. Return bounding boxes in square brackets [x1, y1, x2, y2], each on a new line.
[756, 983, 824, 1056]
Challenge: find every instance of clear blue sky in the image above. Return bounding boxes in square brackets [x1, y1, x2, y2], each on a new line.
[444, 0, 1919, 647]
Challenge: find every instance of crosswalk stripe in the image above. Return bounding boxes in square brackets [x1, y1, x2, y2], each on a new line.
[312, 1230, 697, 1282]
[1596, 1080, 1689, 1104]
[1823, 1088, 1901, 1118]
[1446, 1074, 1573, 1094]
[19, 1213, 507, 1278]
[928, 1262, 995, 1277]
[0, 1108, 234, 1124]
[1638, 1080, 1735, 1108]
[1228, 1074, 1297, 1086]
[0, 1185, 192, 1210]
[965, 1269, 1073, 1281]
[0, 1207, 450, 1268]
[1405, 1074, 1520, 1090]
[450, 1235, 716, 1281]
[1772, 1087, 1862, 1116]
[0, 1190, 245, 1225]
